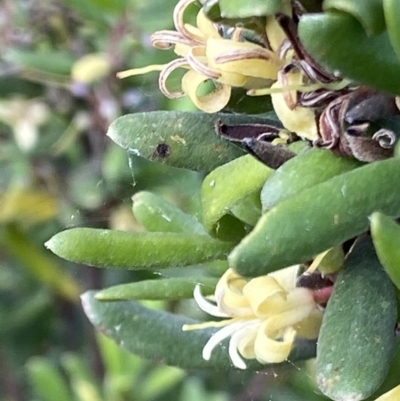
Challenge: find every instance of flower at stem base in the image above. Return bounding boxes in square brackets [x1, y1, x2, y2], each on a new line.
[117, 0, 289, 113]
[183, 265, 322, 369]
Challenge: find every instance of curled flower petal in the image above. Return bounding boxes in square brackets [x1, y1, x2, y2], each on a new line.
[159, 58, 189, 99]
[196, 8, 221, 39]
[263, 288, 316, 333]
[150, 30, 192, 50]
[173, 0, 204, 44]
[268, 264, 300, 290]
[181, 69, 231, 112]
[294, 309, 323, 339]
[266, 15, 289, 54]
[207, 38, 281, 80]
[242, 276, 288, 317]
[193, 284, 230, 318]
[271, 71, 318, 140]
[375, 385, 400, 401]
[187, 46, 221, 79]
[254, 325, 296, 363]
[215, 269, 251, 311]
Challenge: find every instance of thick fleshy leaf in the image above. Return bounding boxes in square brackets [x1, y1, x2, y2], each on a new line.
[132, 191, 207, 235]
[82, 291, 316, 370]
[261, 148, 361, 211]
[316, 236, 397, 401]
[216, 0, 291, 18]
[26, 358, 73, 401]
[323, 0, 385, 35]
[60, 354, 102, 401]
[383, 0, 400, 61]
[95, 277, 218, 301]
[230, 157, 400, 277]
[298, 13, 400, 95]
[45, 228, 233, 270]
[370, 212, 400, 291]
[202, 155, 273, 235]
[107, 112, 275, 172]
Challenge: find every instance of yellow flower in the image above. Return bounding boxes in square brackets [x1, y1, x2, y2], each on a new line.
[0, 97, 49, 152]
[374, 385, 400, 401]
[183, 265, 322, 369]
[118, 0, 289, 113]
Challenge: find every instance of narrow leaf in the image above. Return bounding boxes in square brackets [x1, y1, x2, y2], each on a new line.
[202, 155, 272, 235]
[95, 277, 218, 301]
[370, 212, 400, 291]
[82, 291, 316, 370]
[46, 228, 234, 270]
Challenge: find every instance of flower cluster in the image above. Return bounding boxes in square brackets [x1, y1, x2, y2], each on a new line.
[118, 0, 292, 112]
[183, 265, 322, 369]
[119, 0, 351, 143]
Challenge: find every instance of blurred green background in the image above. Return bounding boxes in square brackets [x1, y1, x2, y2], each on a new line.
[0, 0, 346, 400]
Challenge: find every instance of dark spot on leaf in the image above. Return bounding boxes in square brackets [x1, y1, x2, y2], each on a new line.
[155, 143, 171, 159]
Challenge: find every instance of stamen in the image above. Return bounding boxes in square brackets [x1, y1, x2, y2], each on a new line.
[202, 320, 247, 361]
[228, 321, 261, 369]
[158, 58, 189, 99]
[193, 285, 230, 317]
[116, 64, 165, 79]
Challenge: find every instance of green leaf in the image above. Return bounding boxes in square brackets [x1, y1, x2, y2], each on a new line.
[261, 148, 361, 211]
[139, 366, 185, 401]
[202, 155, 273, 235]
[61, 354, 103, 401]
[215, 0, 291, 18]
[230, 157, 400, 277]
[107, 112, 276, 172]
[5, 49, 74, 76]
[26, 357, 73, 401]
[383, 0, 400, 61]
[45, 228, 234, 270]
[95, 277, 218, 301]
[132, 191, 207, 235]
[82, 291, 316, 370]
[323, 0, 385, 35]
[4, 225, 81, 302]
[370, 212, 400, 291]
[298, 12, 400, 94]
[316, 236, 397, 400]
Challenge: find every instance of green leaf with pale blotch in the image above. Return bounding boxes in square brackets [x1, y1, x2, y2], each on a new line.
[371, 212, 400, 291]
[299, 13, 400, 94]
[202, 155, 273, 236]
[82, 291, 317, 370]
[45, 228, 233, 270]
[107, 112, 276, 172]
[95, 277, 218, 301]
[323, 0, 385, 35]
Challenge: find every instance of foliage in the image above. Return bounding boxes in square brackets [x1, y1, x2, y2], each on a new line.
[4, 0, 400, 400]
